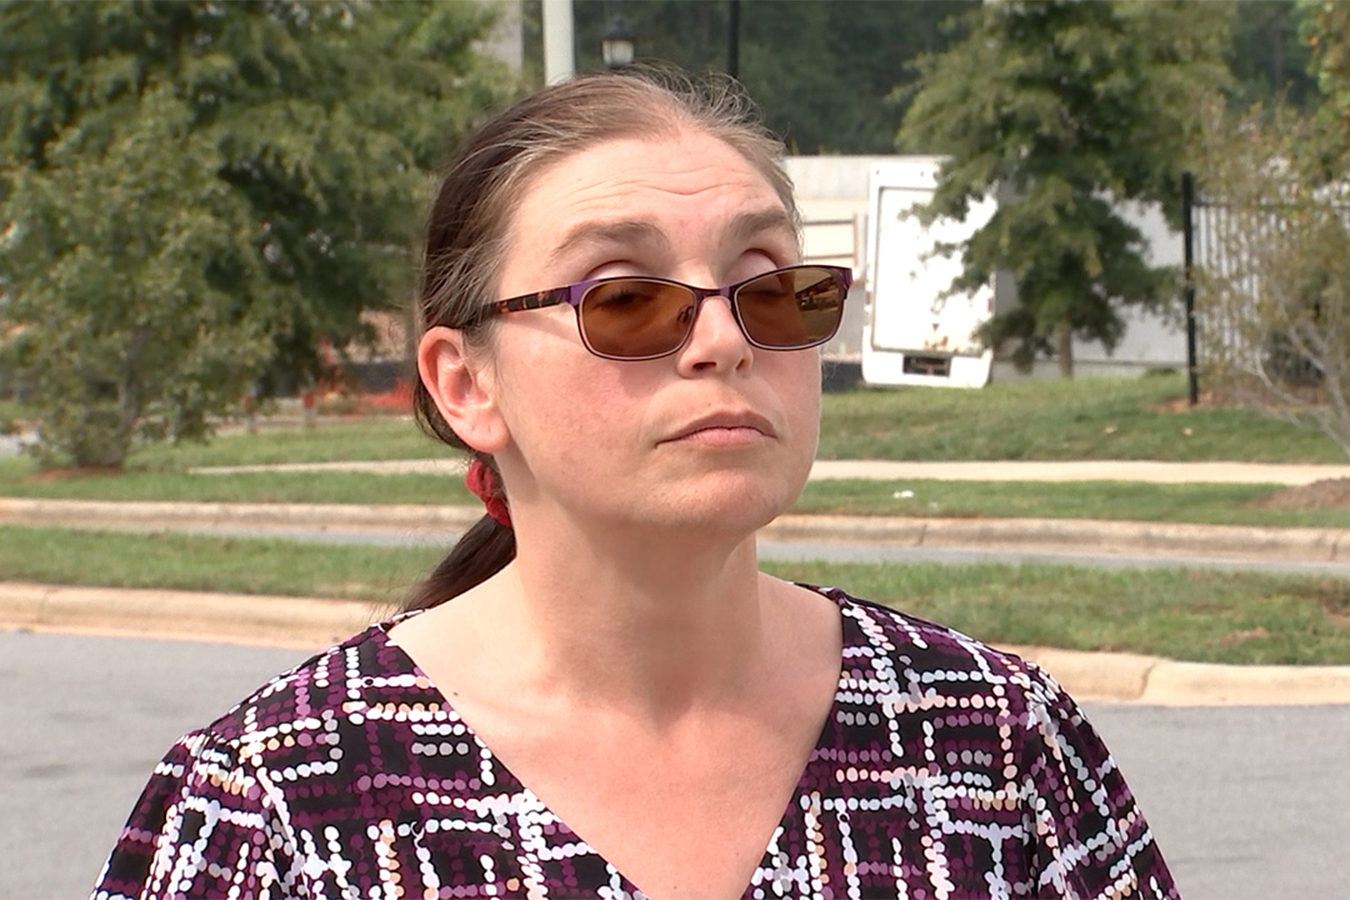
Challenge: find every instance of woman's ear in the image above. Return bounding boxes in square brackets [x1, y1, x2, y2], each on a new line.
[417, 326, 510, 454]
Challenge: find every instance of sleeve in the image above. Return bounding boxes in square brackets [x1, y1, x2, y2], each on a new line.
[1017, 666, 1179, 900]
[91, 730, 306, 900]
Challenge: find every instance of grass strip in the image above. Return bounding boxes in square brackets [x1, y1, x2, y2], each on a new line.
[0, 526, 443, 609]
[0, 461, 475, 506]
[3, 526, 1348, 665]
[129, 417, 456, 468]
[763, 559, 1350, 666]
[794, 479, 1350, 529]
[3, 457, 1346, 530]
[816, 373, 1344, 463]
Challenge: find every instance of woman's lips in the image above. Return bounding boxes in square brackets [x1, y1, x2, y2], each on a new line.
[661, 412, 776, 447]
[670, 425, 769, 448]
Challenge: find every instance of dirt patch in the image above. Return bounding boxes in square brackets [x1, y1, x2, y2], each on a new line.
[1286, 579, 1350, 619]
[1246, 478, 1350, 510]
[1218, 626, 1270, 648]
[26, 466, 125, 484]
[1149, 390, 1217, 414]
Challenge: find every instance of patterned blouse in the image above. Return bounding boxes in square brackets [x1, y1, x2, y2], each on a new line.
[92, 587, 1176, 900]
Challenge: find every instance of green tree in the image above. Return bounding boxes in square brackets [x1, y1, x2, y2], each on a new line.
[1302, 0, 1350, 167]
[897, 1, 1232, 377]
[0, 0, 515, 467]
[1, 86, 271, 466]
[1229, 0, 1319, 111]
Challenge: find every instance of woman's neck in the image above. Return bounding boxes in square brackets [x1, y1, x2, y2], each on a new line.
[484, 526, 773, 719]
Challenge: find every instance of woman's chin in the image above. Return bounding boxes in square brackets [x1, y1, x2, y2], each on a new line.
[636, 479, 798, 538]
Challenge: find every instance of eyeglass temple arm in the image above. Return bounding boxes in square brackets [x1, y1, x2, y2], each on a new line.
[480, 288, 571, 320]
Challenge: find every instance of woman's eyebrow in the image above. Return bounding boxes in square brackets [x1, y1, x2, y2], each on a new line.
[725, 207, 798, 247]
[545, 208, 798, 270]
[546, 220, 669, 268]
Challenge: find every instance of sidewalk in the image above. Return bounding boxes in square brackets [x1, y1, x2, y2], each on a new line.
[189, 458, 1350, 485]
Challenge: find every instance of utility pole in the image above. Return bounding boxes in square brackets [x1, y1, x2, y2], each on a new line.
[726, 0, 740, 79]
[542, 0, 574, 84]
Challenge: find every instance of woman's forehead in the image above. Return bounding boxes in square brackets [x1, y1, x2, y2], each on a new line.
[507, 130, 795, 258]
[537, 129, 778, 199]
[542, 208, 797, 270]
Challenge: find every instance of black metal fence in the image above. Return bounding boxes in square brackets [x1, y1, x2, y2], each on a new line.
[1181, 169, 1346, 403]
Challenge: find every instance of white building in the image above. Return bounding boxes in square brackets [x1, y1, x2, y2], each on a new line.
[785, 155, 1187, 385]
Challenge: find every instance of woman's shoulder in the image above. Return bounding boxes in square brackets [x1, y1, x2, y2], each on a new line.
[792, 585, 1176, 897]
[190, 615, 432, 753]
[93, 617, 449, 897]
[807, 584, 1066, 712]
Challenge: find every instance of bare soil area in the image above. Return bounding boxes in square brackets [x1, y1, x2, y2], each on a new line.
[1247, 478, 1350, 510]
[25, 466, 124, 483]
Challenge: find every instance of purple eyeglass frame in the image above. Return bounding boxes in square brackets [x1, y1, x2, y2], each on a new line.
[471, 263, 853, 361]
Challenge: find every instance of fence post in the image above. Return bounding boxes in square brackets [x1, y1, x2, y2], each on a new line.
[1182, 170, 1199, 407]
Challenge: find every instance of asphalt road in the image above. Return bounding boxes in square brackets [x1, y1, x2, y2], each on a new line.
[3, 629, 1348, 899]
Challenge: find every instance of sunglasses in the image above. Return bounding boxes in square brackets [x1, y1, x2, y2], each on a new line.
[473, 264, 852, 361]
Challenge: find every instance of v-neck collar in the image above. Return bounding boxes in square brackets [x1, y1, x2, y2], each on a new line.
[373, 586, 855, 900]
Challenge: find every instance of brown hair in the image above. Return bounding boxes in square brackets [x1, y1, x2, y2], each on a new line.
[406, 68, 799, 611]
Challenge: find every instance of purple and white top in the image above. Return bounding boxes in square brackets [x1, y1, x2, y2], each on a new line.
[92, 587, 1176, 899]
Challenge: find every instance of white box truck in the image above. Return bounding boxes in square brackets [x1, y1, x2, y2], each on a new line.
[862, 157, 998, 388]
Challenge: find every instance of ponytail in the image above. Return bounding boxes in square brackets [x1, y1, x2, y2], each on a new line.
[404, 515, 516, 611]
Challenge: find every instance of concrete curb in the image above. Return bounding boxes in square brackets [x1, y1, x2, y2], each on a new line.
[0, 582, 381, 651]
[763, 514, 1350, 563]
[996, 644, 1350, 706]
[3, 582, 1348, 706]
[0, 497, 481, 534]
[181, 458, 1350, 485]
[5, 498, 1348, 563]
[190, 459, 467, 476]
[806, 459, 1350, 485]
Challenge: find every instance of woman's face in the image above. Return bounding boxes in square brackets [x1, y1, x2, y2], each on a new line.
[478, 126, 823, 536]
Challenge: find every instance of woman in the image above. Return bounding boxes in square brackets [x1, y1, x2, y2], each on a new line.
[94, 71, 1175, 899]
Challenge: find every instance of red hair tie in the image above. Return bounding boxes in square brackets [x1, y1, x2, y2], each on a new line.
[465, 458, 511, 528]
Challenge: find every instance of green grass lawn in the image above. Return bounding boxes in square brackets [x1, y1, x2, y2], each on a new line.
[6, 372, 1338, 472]
[126, 417, 457, 468]
[764, 559, 1350, 666]
[817, 372, 1346, 462]
[4, 525, 1346, 665]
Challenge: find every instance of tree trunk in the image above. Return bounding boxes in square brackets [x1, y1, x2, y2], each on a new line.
[1056, 320, 1074, 379]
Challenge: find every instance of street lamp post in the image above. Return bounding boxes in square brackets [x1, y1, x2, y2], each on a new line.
[726, 0, 740, 79]
[601, 14, 636, 70]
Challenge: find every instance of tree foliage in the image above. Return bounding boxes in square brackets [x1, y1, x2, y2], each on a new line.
[897, 0, 1232, 376]
[1229, 0, 1320, 111]
[0, 0, 515, 467]
[1301, 0, 1350, 167]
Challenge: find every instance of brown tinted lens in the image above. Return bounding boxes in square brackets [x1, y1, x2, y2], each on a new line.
[579, 279, 697, 359]
[735, 267, 844, 349]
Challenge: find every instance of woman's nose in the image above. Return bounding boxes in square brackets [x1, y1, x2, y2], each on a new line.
[677, 295, 753, 372]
